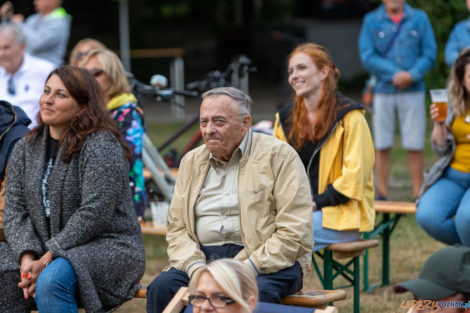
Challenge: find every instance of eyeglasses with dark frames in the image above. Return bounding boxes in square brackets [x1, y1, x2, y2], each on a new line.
[89, 68, 105, 78]
[188, 294, 235, 308]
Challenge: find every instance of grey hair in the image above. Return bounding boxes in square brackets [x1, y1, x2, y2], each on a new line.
[0, 23, 24, 44]
[202, 87, 252, 116]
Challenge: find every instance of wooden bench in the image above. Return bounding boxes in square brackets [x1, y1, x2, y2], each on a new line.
[362, 200, 416, 292]
[138, 201, 412, 312]
[143, 168, 179, 181]
[312, 239, 379, 313]
[374, 200, 416, 215]
[141, 221, 167, 236]
[135, 286, 346, 312]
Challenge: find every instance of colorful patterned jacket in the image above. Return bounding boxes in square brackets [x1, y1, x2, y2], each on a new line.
[108, 93, 147, 218]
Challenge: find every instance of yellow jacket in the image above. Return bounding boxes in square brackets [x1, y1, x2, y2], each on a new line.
[274, 104, 375, 231]
[166, 130, 313, 277]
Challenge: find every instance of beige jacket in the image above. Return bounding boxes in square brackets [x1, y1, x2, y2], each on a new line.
[166, 130, 313, 277]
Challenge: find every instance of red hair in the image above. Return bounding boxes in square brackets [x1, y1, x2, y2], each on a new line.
[287, 43, 340, 150]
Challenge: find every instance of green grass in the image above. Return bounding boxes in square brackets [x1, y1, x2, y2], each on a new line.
[116, 118, 445, 313]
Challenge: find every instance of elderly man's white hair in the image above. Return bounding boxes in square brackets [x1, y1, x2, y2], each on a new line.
[0, 23, 25, 45]
[202, 87, 252, 117]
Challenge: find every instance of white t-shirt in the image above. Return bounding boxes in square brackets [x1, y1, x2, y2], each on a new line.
[0, 53, 55, 127]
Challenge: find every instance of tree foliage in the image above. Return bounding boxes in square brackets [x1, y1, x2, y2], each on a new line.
[407, 0, 468, 88]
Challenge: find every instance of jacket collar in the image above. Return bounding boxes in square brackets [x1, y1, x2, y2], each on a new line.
[377, 3, 413, 22]
[240, 129, 254, 163]
[107, 93, 137, 111]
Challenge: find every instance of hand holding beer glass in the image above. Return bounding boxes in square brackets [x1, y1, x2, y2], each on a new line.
[430, 89, 448, 123]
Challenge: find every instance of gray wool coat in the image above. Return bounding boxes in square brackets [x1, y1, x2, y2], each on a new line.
[1, 127, 146, 313]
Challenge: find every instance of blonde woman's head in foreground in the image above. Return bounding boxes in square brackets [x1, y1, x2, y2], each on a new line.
[188, 259, 258, 313]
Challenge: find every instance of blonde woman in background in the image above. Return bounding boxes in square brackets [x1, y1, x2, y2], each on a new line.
[69, 38, 106, 66]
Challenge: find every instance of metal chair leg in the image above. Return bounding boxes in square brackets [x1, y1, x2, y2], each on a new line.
[323, 250, 333, 289]
[354, 256, 360, 313]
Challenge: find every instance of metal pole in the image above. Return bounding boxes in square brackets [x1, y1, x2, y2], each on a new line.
[170, 56, 185, 118]
[119, 0, 131, 72]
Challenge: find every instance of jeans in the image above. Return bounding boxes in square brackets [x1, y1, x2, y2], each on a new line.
[146, 245, 303, 313]
[417, 167, 470, 246]
[313, 210, 361, 252]
[35, 257, 78, 313]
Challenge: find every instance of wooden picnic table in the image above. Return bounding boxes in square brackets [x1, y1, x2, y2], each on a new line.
[139, 200, 418, 295]
[141, 221, 167, 236]
[363, 200, 417, 291]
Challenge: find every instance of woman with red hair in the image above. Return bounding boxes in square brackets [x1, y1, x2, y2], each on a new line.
[274, 43, 375, 250]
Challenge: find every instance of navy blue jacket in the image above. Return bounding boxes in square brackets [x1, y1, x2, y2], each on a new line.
[0, 101, 30, 179]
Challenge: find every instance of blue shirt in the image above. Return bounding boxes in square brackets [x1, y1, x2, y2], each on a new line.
[445, 17, 470, 67]
[358, 3, 436, 93]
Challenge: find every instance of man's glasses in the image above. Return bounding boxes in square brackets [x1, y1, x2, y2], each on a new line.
[7, 76, 15, 96]
[89, 68, 105, 78]
[188, 294, 235, 308]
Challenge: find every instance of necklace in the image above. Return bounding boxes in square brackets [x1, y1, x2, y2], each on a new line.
[465, 114, 470, 124]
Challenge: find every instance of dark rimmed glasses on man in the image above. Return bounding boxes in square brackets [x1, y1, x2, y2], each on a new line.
[188, 294, 235, 308]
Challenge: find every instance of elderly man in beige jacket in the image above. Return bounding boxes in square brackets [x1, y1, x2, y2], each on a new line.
[146, 87, 313, 313]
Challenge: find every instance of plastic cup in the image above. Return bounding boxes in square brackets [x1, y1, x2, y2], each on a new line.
[430, 89, 448, 122]
[150, 201, 169, 226]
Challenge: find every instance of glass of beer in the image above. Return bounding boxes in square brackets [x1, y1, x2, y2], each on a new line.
[430, 89, 448, 122]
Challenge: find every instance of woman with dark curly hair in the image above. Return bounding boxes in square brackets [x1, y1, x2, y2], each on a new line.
[0, 65, 145, 313]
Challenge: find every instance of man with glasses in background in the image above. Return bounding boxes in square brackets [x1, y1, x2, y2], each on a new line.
[0, 24, 54, 127]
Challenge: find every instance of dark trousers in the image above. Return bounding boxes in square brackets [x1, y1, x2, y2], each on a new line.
[146, 244, 303, 313]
